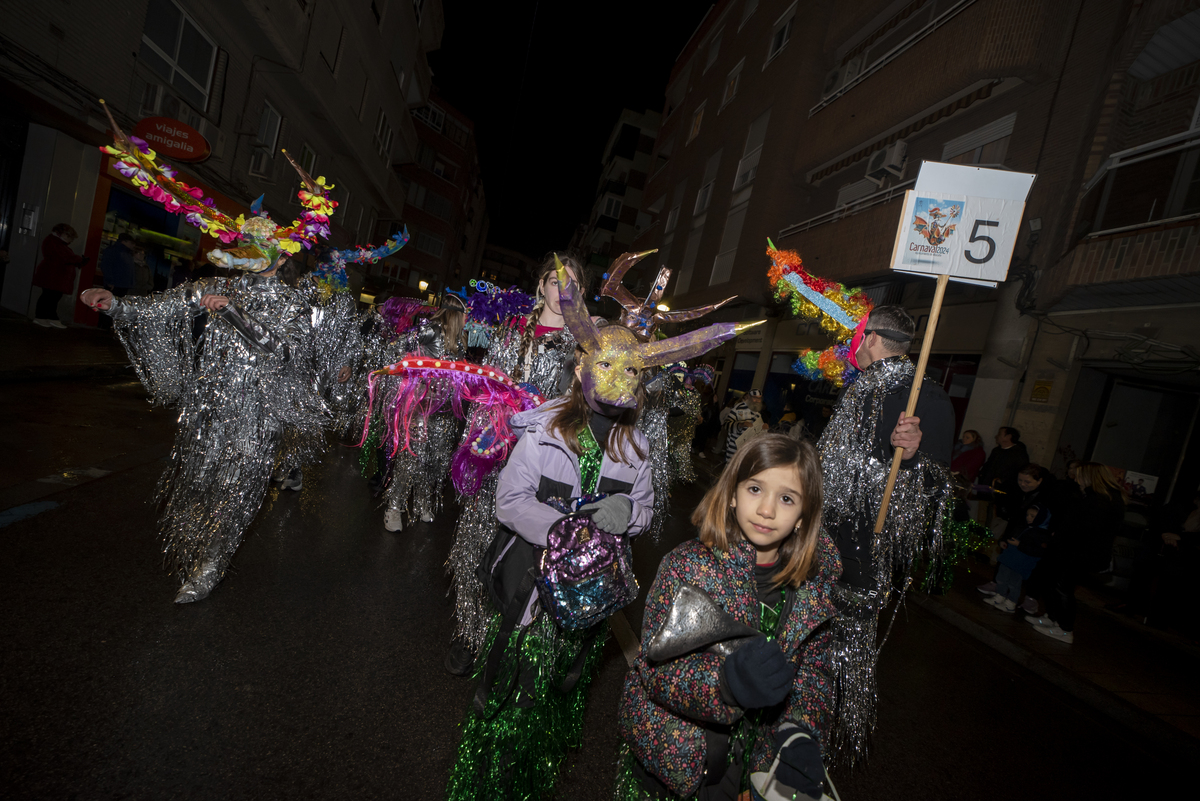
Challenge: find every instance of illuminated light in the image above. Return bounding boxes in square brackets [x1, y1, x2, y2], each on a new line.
[418, 280, 429, 291]
[656, 303, 670, 312]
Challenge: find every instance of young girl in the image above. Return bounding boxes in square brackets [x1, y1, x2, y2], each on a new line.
[617, 433, 840, 801]
[445, 253, 587, 672]
[986, 504, 1052, 613]
[445, 356, 655, 801]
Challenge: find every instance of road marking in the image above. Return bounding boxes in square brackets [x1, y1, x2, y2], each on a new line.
[0, 501, 60, 528]
[609, 610, 641, 667]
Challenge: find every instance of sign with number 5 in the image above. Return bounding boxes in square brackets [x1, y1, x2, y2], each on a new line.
[888, 162, 1035, 286]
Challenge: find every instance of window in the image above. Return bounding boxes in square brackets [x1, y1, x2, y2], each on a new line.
[711, 203, 749, 285]
[248, 101, 281, 176]
[676, 229, 703, 294]
[664, 205, 681, 233]
[321, 26, 345, 73]
[603, 196, 623, 218]
[687, 103, 706, 144]
[694, 183, 714, 215]
[374, 108, 394, 161]
[733, 109, 770, 190]
[722, 60, 744, 107]
[139, 0, 217, 110]
[942, 113, 1016, 166]
[414, 103, 446, 133]
[740, 0, 759, 28]
[445, 119, 471, 148]
[767, 6, 795, 62]
[695, 149, 723, 215]
[298, 143, 318, 175]
[415, 229, 446, 258]
[432, 159, 456, 181]
[140, 81, 162, 116]
[704, 32, 722, 73]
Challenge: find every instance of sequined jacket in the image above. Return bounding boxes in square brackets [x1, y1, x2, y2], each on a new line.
[618, 534, 840, 797]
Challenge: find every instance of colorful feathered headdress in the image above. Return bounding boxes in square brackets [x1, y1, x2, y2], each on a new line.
[98, 99, 337, 273]
[313, 226, 410, 299]
[766, 239, 874, 387]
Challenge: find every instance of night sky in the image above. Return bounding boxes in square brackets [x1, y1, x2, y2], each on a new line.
[428, 1, 713, 260]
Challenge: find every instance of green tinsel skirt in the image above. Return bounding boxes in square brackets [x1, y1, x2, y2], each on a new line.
[446, 612, 607, 801]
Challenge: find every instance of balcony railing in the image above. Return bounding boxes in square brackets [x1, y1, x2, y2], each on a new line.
[778, 179, 914, 239]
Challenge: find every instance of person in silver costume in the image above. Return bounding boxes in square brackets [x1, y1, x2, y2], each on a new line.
[82, 255, 328, 604]
[379, 294, 468, 532]
[443, 253, 584, 675]
[816, 304, 954, 764]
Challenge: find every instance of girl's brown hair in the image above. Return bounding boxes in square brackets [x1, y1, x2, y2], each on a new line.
[1075, 461, 1128, 501]
[513, 251, 587, 380]
[547, 360, 646, 464]
[691, 433, 825, 587]
[431, 297, 466, 356]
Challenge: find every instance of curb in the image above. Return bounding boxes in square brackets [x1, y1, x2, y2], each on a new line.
[912, 593, 1200, 761]
[0, 363, 131, 383]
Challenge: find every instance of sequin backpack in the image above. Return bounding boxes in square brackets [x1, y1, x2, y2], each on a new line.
[536, 495, 639, 631]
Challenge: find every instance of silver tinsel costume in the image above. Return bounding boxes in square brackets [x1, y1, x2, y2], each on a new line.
[816, 355, 951, 765]
[447, 318, 576, 652]
[665, 375, 701, 484]
[378, 315, 465, 524]
[637, 371, 673, 543]
[106, 274, 328, 600]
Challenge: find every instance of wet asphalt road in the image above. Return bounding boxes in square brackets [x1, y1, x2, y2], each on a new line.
[1, 378, 1189, 799]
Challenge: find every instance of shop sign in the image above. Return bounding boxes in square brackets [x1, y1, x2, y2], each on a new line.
[1030, 379, 1053, 403]
[132, 117, 211, 162]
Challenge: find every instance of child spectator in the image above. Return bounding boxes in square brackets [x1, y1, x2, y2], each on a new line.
[986, 505, 1052, 612]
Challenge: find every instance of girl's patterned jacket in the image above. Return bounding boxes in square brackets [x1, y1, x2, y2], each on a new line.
[617, 532, 841, 796]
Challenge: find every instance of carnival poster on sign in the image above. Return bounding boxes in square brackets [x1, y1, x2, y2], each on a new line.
[889, 162, 1036, 287]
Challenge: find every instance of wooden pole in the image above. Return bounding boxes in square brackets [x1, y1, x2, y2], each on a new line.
[873, 273, 949, 534]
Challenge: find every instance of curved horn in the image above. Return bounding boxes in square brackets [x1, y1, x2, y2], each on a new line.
[281, 148, 322, 196]
[555, 254, 600, 352]
[657, 295, 737, 325]
[640, 320, 765, 368]
[601, 250, 658, 311]
[642, 266, 672, 310]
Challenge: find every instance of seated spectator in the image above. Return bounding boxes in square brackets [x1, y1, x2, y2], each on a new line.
[952, 429, 986, 483]
[985, 505, 1053, 612]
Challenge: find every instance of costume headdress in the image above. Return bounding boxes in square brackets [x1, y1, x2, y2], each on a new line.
[98, 99, 336, 273]
[558, 256, 761, 410]
[314, 227, 410, 299]
[601, 250, 736, 339]
[767, 239, 875, 387]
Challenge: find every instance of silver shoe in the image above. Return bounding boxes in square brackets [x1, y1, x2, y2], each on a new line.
[174, 559, 222, 604]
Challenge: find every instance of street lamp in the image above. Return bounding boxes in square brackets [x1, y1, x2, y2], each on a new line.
[418, 280, 429, 292]
[656, 303, 670, 312]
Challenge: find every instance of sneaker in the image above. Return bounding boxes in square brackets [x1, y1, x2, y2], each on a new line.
[984, 594, 1006, 608]
[1000, 598, 1017, 612]
[444, 638, 476, 677]
[420, 511, 434, 523]
[1020, 596, 1038, 614]
[384, 508, 404, 532]
[976, 581, 997, 596]
[279, 469, 302, 491]
[1035, 625, 1074, 644]
[49, 320, 67, 329]
[33, 318, 54, 327]
[1025, 615, 1055, 627]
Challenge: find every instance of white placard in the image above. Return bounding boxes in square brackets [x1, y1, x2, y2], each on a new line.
[890, 162, 1036, 286]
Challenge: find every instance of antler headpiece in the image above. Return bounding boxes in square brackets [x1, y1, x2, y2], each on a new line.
[557, 256, 761, 410]
[98, 99, 337, 273]
[601, 250, 736, 339]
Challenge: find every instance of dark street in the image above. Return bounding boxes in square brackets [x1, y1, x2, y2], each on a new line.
[1, 377, 1190, 799]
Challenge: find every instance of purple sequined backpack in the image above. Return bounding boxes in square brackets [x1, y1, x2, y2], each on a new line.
[537, 496, 639, 630]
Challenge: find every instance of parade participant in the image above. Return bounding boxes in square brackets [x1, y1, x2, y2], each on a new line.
[616, 434, 839, 801]
[446, 262, 759, 801]
[816, 304, 954, 761]
[443, 252, 585, 674]
[722, 389, 765, 462]
[379, 293, 468, 531]
[80, 102, 336, 603]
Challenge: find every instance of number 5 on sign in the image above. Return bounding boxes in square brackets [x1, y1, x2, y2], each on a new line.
[888, 162, 1036, 287]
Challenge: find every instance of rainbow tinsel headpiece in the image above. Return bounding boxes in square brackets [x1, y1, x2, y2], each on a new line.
[766, 239, 874, 388]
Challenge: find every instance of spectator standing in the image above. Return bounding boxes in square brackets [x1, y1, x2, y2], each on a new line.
[722, 389, 764, 462]
[31, 223, 87, 328]
[1029, 462, 1127, 644]
[951, 429, 986, 482]
[100, 234, 136, 296]
[977, 426, 1030, 522]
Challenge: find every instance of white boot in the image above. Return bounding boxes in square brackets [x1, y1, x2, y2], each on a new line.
[384, 508, 404, 532]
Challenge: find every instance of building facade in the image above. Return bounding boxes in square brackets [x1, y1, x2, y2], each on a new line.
[633, 0, 1200, 503]
[477, 244, 540, 293]
[574, 108, 661, 293]
[0, 0, 445, 321]
[387, 88, 488, 301]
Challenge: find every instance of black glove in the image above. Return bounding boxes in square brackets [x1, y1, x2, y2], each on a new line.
[579, 495, 632, 535]
[720, 635, 792, 709]
[774, 723, 825, 799]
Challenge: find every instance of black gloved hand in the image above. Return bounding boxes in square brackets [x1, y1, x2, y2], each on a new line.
[774, 723, 825, 799]
[720, 635, 792, 709]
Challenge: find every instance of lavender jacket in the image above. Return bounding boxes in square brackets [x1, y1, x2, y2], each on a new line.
[496, 398, 655, 548]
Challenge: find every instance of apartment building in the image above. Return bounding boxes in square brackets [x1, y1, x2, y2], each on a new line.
[634, 0, 1200, 503]
[574, 108, 661, 293]
[478, 244, 540, 293]
[385, 89, 488, 300]
[0, 0, 444, 321]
